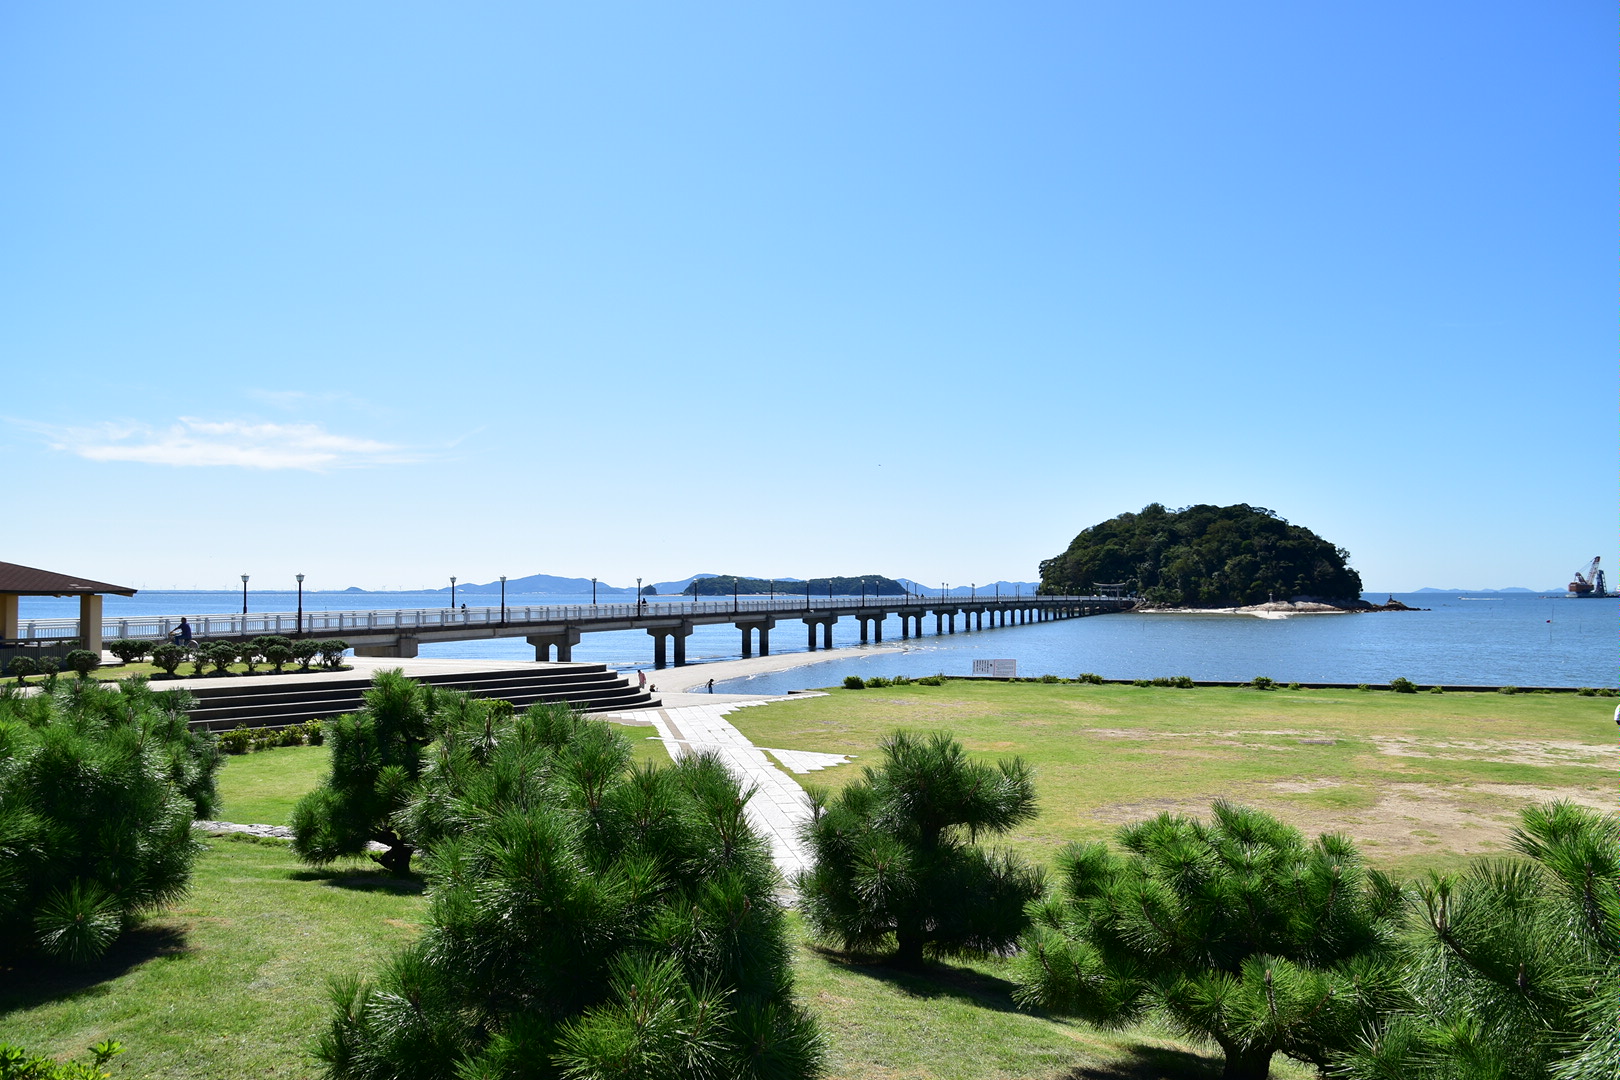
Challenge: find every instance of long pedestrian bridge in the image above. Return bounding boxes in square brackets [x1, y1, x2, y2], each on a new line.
[18, 593, 1135, 669]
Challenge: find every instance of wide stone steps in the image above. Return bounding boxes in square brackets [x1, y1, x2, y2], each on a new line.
[183, 664, 656, 731]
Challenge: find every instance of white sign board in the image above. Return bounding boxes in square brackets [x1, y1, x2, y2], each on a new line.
[972, 659, 1017, 677]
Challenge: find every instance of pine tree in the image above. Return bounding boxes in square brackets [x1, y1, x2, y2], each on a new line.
[290, 669, 436, 874]
[796, 729, 1043, 967]
[0, 677, 220, 962]
[1337, 801, 1619, 1080]
[1013, 801, 1405, 1080]
[316, 701, 824, 1080]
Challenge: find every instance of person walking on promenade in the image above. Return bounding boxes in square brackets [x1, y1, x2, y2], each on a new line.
[637, 669, 646, 690]
[707, 678, 715, 694]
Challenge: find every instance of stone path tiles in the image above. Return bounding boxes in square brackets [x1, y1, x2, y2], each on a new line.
[762, 748, 853, 774]
[607, 700, 846, 884]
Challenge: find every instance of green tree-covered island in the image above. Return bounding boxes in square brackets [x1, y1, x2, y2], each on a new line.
[1039, 503, 1364, 608]
[684, 574, 908, 597]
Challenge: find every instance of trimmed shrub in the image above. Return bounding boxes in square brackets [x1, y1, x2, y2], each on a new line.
[1287, 681, 1304, 690]
[150, 643, 186, 676]
[1249, 675, 1275, 690]
[318, 640, 348, 669]
[1076, 672, 1104, 685]
[205, 642, 236, 674]
[1498, 685, 1519, 695]
[219, 726, 255, 755]
[237, 642, 262, 674]
[864, 676, 892, 689]
[1040, 674, 1060, 684]
[264, 644, 293, 673]
[300, 719, 325, 745]
[5, 654, 38, 683]
[1131, 678, 1152, 687]
[1427, 685, 1444, 694]
[916, 674, 946, 686]
[187, 645, 208, 677]
[63, 650, 101, 679]
[842, 675, 865, 690]
[0, 678, 221, 962]
[798, 729, 1042, 967]
[107, 639, 148, 664]
[292, 640, 320, 672]
[1390, 676, 1418, 694]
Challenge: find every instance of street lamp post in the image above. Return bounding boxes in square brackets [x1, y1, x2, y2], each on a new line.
[450, 576, 457, 610]
[500, 575, 507, 625]
[591, 577, 597, 605]
[241, 574, 249, 616]
[733, 576, 739, 614]
[636, 577, 643, 614]
[296, 573, 305, 635]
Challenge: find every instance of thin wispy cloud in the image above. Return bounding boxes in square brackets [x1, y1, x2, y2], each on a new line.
[14, 417, 423, 471]
[246, 388, 384, 413]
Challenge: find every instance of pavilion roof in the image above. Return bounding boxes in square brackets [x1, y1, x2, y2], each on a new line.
[0, 560, 137, 597]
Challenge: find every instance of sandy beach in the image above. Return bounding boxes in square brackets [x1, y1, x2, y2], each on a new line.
[1136, 600, 1354, 619]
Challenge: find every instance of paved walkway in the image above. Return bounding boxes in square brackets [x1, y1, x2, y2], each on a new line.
[604, 699, 852, 883]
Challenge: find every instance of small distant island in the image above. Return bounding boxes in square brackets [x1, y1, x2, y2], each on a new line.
[684, 574, 908, 597]
[1039, 503, 1364, 608]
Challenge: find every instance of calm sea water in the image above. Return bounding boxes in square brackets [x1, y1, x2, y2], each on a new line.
[19, 590, 1615, 690]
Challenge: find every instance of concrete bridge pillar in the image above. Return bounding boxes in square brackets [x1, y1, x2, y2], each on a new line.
[528, 629, 581, 663]
[803, 617, 835, 652]
[736, 618, 775, 658]
[646, 622, 693, 668]
[356, 636, 419, 659]
[858, 614, 885, 643]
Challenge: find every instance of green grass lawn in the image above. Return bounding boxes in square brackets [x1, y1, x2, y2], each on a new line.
[733, 681, 1617, 878]
[1, 837, 427, 1080]
[214, 745, 331, 825]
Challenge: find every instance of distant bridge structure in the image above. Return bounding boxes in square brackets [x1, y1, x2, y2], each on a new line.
[17, 594, 1136, 669]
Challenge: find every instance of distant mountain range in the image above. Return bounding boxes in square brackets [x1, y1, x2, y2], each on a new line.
[430, 573, 1041, 597]
[1411, 587, 1558, 594]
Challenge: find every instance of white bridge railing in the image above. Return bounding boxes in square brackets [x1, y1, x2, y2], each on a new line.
[15, 594, 1122, 643]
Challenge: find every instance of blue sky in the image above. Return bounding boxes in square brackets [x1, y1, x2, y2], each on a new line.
[2, 2, 1610, 592]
